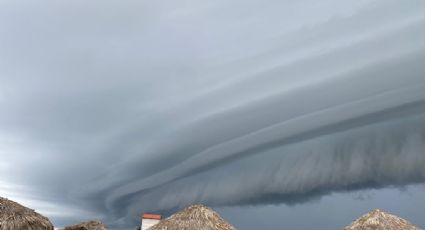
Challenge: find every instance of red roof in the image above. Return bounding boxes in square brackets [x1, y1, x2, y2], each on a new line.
[142, 214, 162, 220]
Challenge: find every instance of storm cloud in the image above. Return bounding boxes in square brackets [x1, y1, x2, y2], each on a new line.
[1, 0, 425, 229]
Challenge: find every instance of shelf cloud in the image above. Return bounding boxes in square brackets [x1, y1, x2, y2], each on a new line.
[1, 0, 425, 229]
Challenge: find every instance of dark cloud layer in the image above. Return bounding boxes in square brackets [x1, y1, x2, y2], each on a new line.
[1, 0, 425, 229]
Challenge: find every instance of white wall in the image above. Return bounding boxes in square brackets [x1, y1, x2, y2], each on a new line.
[141, 219, 160, 230]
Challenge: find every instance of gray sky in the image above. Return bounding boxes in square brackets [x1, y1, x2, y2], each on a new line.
[1, 0, 425, 229]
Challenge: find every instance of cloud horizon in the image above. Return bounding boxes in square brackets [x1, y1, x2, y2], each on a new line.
[1, 0, 425, 229]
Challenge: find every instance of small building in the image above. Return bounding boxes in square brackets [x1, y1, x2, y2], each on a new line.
[141, 214, 162, 230]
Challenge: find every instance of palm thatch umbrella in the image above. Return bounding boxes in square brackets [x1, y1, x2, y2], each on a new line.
[0, 196, 54, 230]
[63, 220, 108, 230]
[344, 209, 423, 230]
[147, 204, 237, 230]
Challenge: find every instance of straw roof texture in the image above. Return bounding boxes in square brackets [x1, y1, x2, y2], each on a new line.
[147, 205, 236, 230]
[0, 197, 54, 230]
[63, 220, 108, 230]
[343, 209, 422, 230]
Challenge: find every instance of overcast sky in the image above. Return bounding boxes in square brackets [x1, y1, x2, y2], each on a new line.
[1, 0, 425, 229]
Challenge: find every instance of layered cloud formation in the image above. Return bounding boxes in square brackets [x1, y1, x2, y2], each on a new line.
[1, 0, 425, 229]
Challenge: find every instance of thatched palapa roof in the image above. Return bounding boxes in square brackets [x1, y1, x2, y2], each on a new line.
[63, 220, 108, 230]
[0, 196, 54, 230]
[147, 204, 236, 230]
[343, 209, 423, 230]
